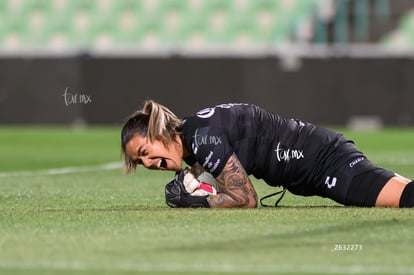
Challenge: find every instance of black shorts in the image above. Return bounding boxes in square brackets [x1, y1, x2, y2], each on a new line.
[315, 142, 395, 207]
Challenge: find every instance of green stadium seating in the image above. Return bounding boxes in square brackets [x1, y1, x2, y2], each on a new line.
[0, 0, 325, 51]
[398, 11, 414, 47]
[381, 9, 414, 50]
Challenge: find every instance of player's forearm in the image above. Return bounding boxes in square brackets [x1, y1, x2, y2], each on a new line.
[207, 192, 256, 208]
[210, 154, 258, 208]
[208, 173, 258, 208]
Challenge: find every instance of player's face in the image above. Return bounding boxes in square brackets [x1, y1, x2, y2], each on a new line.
[125, 134, 183, 171]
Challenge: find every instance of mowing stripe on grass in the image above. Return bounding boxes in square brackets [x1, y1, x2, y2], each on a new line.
[369, 155, 414, 166]
[0, 261, 413, 274]
[1, 156, 413, 179]
[0, 162, 121, 178]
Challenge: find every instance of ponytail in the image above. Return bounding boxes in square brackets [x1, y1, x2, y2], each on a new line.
[143, 100, 181, 146]
[120, 100, 181, 173]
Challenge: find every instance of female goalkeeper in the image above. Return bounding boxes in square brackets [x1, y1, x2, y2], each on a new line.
[121, 100, 413, 208]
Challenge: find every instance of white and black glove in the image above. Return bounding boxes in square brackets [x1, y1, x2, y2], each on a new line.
[182, 167, 218, 196]
[165, 170, 210, 208]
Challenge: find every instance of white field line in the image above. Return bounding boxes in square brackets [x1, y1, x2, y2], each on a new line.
[0, 162, 121, 178]
[0, 261, 413, 274]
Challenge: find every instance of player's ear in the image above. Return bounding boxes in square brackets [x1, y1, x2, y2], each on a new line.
[175, 134, 190, 158]
[173, 134, 181, 144]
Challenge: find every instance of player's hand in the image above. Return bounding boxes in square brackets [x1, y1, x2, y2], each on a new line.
[164, 170, 187, 207]
[165, 170, 210, 208]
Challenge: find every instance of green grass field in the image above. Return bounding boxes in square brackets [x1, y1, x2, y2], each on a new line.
[1, 127, 413, 275]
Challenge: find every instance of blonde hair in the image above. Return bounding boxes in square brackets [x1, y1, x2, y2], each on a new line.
[121, 100, 182, 174]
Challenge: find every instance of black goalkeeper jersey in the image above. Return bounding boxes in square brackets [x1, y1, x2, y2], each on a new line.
[179, 103, 357, 196]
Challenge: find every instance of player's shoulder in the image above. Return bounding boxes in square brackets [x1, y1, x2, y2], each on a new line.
[195, 103, 262, 119]
[179, 103, 270, 130]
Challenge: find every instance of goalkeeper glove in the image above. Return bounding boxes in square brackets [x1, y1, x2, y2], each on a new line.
[165, 170, 210, 208]
[182, 167, 218, 196]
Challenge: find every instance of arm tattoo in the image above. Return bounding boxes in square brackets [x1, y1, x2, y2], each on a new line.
[207, 153, 257, 208]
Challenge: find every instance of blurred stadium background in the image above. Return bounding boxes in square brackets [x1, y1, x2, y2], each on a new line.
[0, 0, 414, 126]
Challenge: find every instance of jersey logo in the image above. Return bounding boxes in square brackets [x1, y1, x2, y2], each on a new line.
[196, 103, 247, 119]
[275, 142, 304, 162]
[325, 176, 337, 189]
[193, 128, 222, 147]
[349, 157, 365, 168]
[197, 108, 215, 118]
